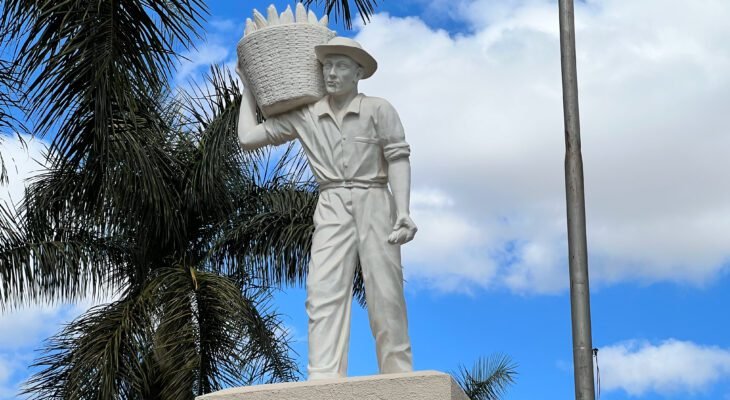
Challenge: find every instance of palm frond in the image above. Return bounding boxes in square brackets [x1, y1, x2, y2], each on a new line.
[304, 0, 378, 29]
[212, 182, 317, 287]
[0, 201, 128, 309]
[24, 267, 298, 399]
[19, 90, 193, 272]
[2, 0, 205, 152]
[194, 274, 300, 389]
[175, 67, 310, 287]
[0, 58, 27, 183]
[0, 0, 208, 254]
[177, 66, 246, 220]
[23, 292, 156, 399]
[454, 354, 518, 400]
[147, 267, 300, 396]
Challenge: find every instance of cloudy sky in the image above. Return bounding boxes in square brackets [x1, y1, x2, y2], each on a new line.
[2, 0, 729, 398]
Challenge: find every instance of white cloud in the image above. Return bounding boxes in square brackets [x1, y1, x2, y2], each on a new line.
[0, 302, 95, 350]
[404, 188, 497, 292]
[176, 17, 242, 84]
[0, 134, 48, 207]
[176, 43, 230, 83]
[0, 352, 28, 399]
[599, 339, 730, 396]
[209, 18, 239, 33]
[0, 296, 114, 399]
[352, 0, 730, 293]
[0, 307, 70, 399]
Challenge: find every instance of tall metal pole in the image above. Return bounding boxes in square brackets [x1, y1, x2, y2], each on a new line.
[557, 1, 596, 399]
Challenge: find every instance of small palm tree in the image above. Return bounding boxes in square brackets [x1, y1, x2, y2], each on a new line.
[454, 354, 518, 400]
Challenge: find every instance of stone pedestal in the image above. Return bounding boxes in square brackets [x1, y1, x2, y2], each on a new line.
[196, 371, 469, 400]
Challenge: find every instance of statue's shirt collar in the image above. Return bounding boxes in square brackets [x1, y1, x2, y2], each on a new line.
[314, 93, 364, 120]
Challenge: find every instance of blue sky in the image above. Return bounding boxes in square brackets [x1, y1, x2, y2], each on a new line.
[2, 0, 730, 399]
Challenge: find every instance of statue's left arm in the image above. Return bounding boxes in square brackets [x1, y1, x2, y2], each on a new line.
[387, 157, 417, 244]
[377, 99, 418, 245]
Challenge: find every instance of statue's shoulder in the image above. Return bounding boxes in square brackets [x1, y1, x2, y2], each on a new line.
[360, 95, 389, 106]
[360, 95, 397, 114]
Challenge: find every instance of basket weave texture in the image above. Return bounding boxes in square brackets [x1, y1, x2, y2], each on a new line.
[238, 24, 335, 117]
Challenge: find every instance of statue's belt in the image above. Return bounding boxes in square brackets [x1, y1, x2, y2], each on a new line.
[319, 180, 388, 190]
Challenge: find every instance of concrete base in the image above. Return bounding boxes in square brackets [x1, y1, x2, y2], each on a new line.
[197, 371, 469, 400]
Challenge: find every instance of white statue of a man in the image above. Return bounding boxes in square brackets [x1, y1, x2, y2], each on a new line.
[237, 37, 417, 380]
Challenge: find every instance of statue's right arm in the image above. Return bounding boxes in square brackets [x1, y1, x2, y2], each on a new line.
[236, 65, 297, 149]
[237, 88, 269, 151]
[237, 86, 270, 151]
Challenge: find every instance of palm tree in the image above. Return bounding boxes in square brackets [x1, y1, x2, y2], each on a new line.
[1, 64, 317, 398]
[454, 354, 518, 400]
[12, 67, 316, 398]
[0, 1, 378, 398]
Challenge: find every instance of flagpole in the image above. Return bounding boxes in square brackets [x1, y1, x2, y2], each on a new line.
[557, 0, 596, 399]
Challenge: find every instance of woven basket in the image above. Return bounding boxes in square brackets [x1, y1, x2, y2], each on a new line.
[237, 24, 335, 117]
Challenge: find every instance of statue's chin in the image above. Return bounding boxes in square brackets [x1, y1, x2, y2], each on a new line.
[325, 86, 357, 97]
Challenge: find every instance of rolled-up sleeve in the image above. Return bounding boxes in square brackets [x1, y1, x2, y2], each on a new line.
[262, 109, 301, 146]
[375, 100, 411, 161]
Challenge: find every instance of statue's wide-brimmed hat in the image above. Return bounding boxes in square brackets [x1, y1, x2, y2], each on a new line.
[315, 37, 378, 79]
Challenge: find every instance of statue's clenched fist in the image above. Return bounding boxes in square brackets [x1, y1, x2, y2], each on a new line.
[388, 214, 417, 245]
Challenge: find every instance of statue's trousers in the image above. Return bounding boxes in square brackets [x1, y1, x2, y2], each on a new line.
[306, 186, 413, 380]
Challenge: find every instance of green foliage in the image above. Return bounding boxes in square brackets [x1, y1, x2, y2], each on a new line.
[454, 354, 518, 400]
[2, 64, 312, 397]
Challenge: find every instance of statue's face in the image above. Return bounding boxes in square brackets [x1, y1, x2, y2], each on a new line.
[322, 54, 362, 95]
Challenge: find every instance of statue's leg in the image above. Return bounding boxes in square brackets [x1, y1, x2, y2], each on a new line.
[306, 188, 359, 380]
[353, 187, 413, 374]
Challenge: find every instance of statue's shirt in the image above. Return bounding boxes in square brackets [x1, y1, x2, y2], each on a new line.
[263, 94, 410, 187]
